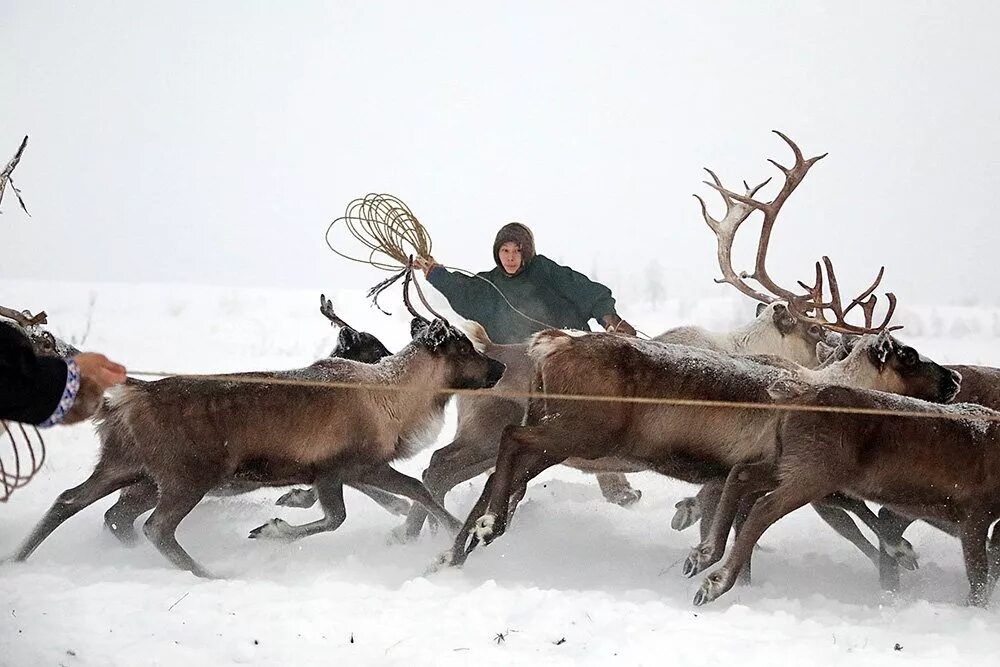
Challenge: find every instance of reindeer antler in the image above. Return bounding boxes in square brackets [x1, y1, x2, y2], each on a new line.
[0, 305, 47, 328]
[700, 131, 898, 335]
[697, 169, 772, 303]
[402, 262, 429, 324]
[318, 294, 351, 329]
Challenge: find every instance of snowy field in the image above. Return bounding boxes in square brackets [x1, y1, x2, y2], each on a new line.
[2, 279, 999, 666]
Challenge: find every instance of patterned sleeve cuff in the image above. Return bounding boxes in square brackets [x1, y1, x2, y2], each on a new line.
[38, 358, 81, 428]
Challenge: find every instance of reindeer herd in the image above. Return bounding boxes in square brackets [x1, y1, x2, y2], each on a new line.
[9, 133, 1000, 609]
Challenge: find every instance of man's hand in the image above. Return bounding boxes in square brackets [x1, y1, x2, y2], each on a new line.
[60, 353, 127, 425]
[74, 352, 127, 390]
[411, 255, 438, 277]
[602, 314, 636, 336]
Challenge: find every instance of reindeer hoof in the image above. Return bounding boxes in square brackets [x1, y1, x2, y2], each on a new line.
[671, 497, 700, 531]
[105, 521, 141, 547]
[682, 544, 714, 578]
[693, 572, 728, 606]
[885, 539, 919, 571]
[275, 488, 316, 508]
[424, 551, 456, 575]
[609, 488, 643, 507]
[474, 514, 496, 544]
[248, 518, 292, 540]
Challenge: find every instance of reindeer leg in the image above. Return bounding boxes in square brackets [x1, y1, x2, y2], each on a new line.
[958, 508, 993, 607]
[143, 479, 218, 577]
[684, 461, 776, 577]
[732, 490, 766, 586]
[814, 495, 919, 571]
[596, 472, 642, 507]
[470, 428, 563, 549]
[350, 483, 411, 516]
[877, 504, 955, 592]
[15, 463, 144, 562]
[694, 479, 834, 606]
[812, 502, 879, 565]
[104, 476, 159, 546]
[357, 464, 461, 535]
[400, 435, 497, 541]
[277, 483, 408, 515]
[987, 522, 1000, 599]
[248, 473, 346, 541]
[443, 473, 498, 568]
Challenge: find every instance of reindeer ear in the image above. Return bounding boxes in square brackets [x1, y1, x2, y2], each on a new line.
[410, 318, 428, 338]
[756, 303, 768, 317]
[424, 319, 450, 350]
[867, 332, 893, 369]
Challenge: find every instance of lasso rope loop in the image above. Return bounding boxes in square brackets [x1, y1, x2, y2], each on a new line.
[1, 420, 46, 502]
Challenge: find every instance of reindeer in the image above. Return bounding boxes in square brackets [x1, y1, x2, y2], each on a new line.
[101, 295, 411, 544]
[442, 133, 960, 574]
[13, 272, 506, 576]
[760, 338, 1000, 590]
[691, 380, 1000, 607]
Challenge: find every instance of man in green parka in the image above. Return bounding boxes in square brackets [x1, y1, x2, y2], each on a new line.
[414, 222, 635, 344]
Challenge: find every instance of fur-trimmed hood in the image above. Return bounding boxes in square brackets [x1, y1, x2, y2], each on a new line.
[492, 222, 535, 276]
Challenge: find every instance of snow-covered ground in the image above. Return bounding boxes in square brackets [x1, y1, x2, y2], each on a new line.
[2, 280, 998, 666]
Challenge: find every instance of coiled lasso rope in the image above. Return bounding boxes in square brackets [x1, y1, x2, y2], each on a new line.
[0, 420, 46, 502]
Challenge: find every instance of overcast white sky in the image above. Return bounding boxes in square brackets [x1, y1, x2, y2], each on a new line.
[2, 1, 999, 313]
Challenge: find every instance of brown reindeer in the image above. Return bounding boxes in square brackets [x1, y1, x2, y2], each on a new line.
[14, 278, 506, 576]
[444, 325, 958, 570]
[692, 382, 1000, 607]
[772, 348, 1000, 590]
[101, 295, 412, 544]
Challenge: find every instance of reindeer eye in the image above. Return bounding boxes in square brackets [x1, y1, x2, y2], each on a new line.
[807, 325, 822, 338]
[899, 348, 917, 365]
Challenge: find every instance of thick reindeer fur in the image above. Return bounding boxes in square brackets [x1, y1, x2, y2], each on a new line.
[447, 330, 959, 570]
[694, 385, 1000, 607]
[15, 321, 505, 575]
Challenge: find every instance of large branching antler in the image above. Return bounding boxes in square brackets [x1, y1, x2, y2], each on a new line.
[700, 131, 898, 335]
[697, 170, 772, 303]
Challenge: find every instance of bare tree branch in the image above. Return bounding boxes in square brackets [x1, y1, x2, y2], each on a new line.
[0, 135, 30, 215]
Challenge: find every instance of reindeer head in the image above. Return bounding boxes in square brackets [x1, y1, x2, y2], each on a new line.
[412, 319, 506, 390]
[753, 301, 838, 367]
[318, 294, 393, 364]
[835, 332, 962, 403]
